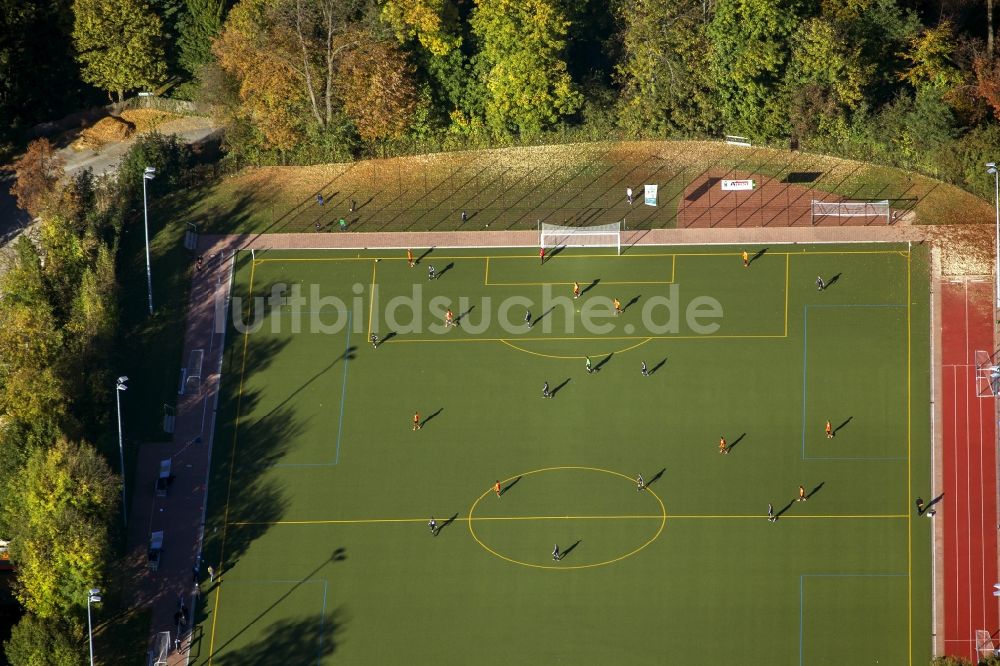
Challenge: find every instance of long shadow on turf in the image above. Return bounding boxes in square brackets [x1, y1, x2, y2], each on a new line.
[421, 408, 444, 428]
[824, 273, 842, 289]
[455, 306, 474, 326]
[775, 500, 795, 519]
[207, 554, 346, 664]
[726, 433, 747, 452]
[550, 378, 571, 397]
[645, 468, 666, 487]
[594, 353, 614, 372]
[623, 295, 641, 312]
[834, 416, 853, 435]
[437, 262, 456, 279]
[807, 482, 825, 500]
[531, 306, 556, 329]
[580, 278, 600, 296]
[560, 540, 582, 560]
[925, 493, 945, 512]
[415, 247, 434, 265]
[648, 358, 667, 375]
[435, 513, 460, 534]
[499, 477, 522, 497]
[749, 248, 769, 266]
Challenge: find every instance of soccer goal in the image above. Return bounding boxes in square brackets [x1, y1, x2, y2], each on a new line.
[178, 349, 204, 396]
[151, 631, 170, 665]
[975, 350, 1000, 398]
[976, 629, 999, 660]
[540, 221, 622, 255]
[811, 200, 891, 225]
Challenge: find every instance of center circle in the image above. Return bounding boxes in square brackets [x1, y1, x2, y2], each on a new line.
[467, 466, 667, 570]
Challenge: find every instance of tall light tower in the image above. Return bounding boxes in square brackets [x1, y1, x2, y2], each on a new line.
[115, 376, 128, 527]
[86, 587, 101, 666]
[989, 162, 999, 308]
[142, 166, 156, 315]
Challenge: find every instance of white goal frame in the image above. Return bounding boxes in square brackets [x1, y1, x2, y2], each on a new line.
[811, 200, 891, 225]
[540, 221, 622, 255]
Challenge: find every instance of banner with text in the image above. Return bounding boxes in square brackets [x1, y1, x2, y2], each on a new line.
[644, 184, 658, 206]
[721, 179, 756, 191]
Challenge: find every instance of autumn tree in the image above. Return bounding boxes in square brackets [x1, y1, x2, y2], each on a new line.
[10, 139, 65, 219]
[614, 0, 717, 135]
[974, 55, 1000, 120]
[337, 33, 418, 141]
[72, 0, 167, 102]
[899, 20, 965, 91]
[4, 614, 83, 666]
[470, 0, 582, 136]
[4, 438, 117, 619]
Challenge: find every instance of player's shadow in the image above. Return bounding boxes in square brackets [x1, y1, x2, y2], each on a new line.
[547, 245, 567, 260]
[421, 408, 444, 428]
[623, 295, 641, 312]
[775, 500, 795, 519]
[437, 262, 456, 279]
[550, 378, 571, 397]
[726, 433, 747, 452]
[499, 478, 522, 497]
[648, 358, 667, 375]
[825, 273, 842, 289]
[560, 540, 582, 560]
[436, 513, 460, 534]
[594, 353, 614, 372]
[332, 547, 347, 562]
[415, 247, 434, 265]
[834, 416, 853, 435]
[749, 248, 768, 265]
[532, 306, 556, 328]
[455, 306, 474, 325]
[806, 482, 825, 499]
[381, 331, 398, 344]
[581, 278, 600, 296]
[645, 468, 666, 487]
[925, 493, 945, 512]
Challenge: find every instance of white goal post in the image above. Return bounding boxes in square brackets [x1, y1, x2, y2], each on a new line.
[811, 200, 891, 225]
[540, 221, 622, 255]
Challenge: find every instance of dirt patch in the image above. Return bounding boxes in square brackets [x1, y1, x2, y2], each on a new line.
[119, 109, 180, 133]
[72, 116, 135, 150]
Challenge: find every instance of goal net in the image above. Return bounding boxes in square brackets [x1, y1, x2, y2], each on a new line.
[975, 350, 1000, 397]
[178, 349, 204, 396]
[976, 629, 998, 660]
[151, 631, 170, 665]
[811, 200, 891, 225]
[540, 221, 622, 255]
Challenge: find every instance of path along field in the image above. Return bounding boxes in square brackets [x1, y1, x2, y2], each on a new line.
[191, 243, 932, 665]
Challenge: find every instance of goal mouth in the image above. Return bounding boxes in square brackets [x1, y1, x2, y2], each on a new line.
[540, 221, 622, 255]
[975, 350, 1000, 397]
[811, 200, 891, 225]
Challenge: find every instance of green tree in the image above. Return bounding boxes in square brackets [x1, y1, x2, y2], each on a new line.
[899, 20, 965, 91]
[4, 614, 83, 666]
[177, 0, 226, 75]
[4, 438, 116, 619]
[72, 0, 167, 102]
[707, 0, 803, 139]
[614, 0, 717, 135]
[470, 0, 582, 136]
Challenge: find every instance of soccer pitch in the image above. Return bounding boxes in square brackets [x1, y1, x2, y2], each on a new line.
[197, 244, 932, 665]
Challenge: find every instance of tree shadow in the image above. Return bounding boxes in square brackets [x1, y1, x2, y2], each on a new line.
[594, 352, 614, 372]
[421, 408, 444, 428]
[580, 278, 600, 296]
[415, 247, 434, 265]
[807, 482, 825, 499]
[204, 552, 344, 664]
[437, 262, 456, 279]
[749, 248, 768, 265]
[550, 378, 571, 397]
[834, 416, 853, 435]
[499, 478, 522, 497]
[726, 433, 747, 452]
[645, 468, 666, 487]
[560, 540, 582, 560]
[648, 358, 667, 375]
[623, 295, 641, 312]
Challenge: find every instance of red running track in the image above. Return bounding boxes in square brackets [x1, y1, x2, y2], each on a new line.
[942, 279, 999, 660]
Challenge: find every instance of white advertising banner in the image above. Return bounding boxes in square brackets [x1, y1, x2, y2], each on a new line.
[644, 184, 658, 206]
[721, 179, 756, 191]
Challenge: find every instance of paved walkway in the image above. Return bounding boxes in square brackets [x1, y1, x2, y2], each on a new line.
[142, 220, 967, 663]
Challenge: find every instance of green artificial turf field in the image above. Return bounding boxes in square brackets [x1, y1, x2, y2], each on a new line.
[196, 243, 931, 665]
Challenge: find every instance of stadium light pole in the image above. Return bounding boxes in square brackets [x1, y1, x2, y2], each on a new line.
[86, 587, 101, 666]
[115, 376, 128, 527]
[142, 166, 156, 315]
[989, 162, 999, 308]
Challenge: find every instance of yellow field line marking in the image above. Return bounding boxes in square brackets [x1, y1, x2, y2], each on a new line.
[208, 257, 257, 662]
[784, 253, 790, 336]
[228, 513, 908, 526]
[383, 334, 785, 343]
[499, 338, 652, 359]
[366, 259, 377, 339]
[907, 247, 912, 665]
[486, 280, 672, 286]
[671, 254, 676, 282]
[484, 256, 489, 285]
